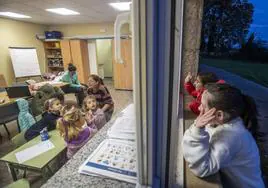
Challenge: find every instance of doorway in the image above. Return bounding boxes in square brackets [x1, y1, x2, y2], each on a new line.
[96, 39, 113, 79]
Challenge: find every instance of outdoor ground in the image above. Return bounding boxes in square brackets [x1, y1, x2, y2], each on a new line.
[200, 58, 268, 88]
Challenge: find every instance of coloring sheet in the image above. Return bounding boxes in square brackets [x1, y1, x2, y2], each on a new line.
[15, 140, 55, 163]
[79, 139, 137, 183]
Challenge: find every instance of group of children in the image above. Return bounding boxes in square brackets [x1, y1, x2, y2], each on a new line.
[183, 72, 265, 187]
[24, 74, 112, 159]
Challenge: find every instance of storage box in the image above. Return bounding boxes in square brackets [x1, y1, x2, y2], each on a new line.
[45, 31, 62, 39]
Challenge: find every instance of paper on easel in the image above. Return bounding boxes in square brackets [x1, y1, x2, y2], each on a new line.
[15, 140, 55, 163]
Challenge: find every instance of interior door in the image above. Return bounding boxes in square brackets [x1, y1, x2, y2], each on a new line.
[70, 40, 90, 84]
[112, 39, 133, 90]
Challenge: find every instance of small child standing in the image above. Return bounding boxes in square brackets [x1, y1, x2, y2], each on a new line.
[184, 72, 224, 115]
[57, 105, 97, 159]
[82, 95, 107, 130]
[24, 98, 62, 141]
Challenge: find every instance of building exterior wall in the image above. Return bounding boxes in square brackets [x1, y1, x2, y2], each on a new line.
[181, 0, 204, 80]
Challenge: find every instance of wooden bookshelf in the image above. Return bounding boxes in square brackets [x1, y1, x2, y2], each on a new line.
[43, 41, 64, 73]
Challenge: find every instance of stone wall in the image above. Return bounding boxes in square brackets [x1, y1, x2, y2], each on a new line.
[181, 0, 204, 81]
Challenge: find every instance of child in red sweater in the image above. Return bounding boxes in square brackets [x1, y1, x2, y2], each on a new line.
[184, 72, 224, 115]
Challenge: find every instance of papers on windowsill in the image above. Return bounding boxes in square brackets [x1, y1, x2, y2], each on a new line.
[107, 104, 136, 141]
[79, 104, 137, 184]
[79, 139, 137, 184]
[15, 140, 55, 163]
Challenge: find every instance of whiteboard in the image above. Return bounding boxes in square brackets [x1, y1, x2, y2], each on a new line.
[9, 47, 41, 78]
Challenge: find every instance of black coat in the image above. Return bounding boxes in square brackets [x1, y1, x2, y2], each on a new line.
[24, 112, 61, 141]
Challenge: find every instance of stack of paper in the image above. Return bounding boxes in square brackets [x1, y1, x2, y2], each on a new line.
[107, 104, 136, 141]
[79, 139, 137, 183]
[107, 116, 136, 140]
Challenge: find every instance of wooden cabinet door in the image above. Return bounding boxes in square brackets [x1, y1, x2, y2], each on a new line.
[112, 39, 133, 90]
[60, 40, 72, 69]
[69, 40, 90, 84]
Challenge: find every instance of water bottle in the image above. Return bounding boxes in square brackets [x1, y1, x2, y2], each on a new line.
[40, 127, 49, 141]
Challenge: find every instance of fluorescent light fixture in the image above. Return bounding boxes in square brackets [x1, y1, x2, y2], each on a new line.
[109, 2, 131, 11]
[46, 8, 80, 15]
[0, 12, 31, 18]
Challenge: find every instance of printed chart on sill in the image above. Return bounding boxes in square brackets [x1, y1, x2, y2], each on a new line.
[79, 139, 137, 183]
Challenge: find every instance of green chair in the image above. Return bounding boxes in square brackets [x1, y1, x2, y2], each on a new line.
[11, 130, 27, 148]
[4, 178, 30, 188]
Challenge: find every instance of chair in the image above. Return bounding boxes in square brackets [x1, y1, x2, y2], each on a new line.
[0, 87, 6, 92]
[0, 102, 20, 139]
[4, 178, 30, 188]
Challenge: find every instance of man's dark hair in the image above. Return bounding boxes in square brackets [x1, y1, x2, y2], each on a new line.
[197, 72, 218, 85]
[206, 83, 258, 131]
[68, 63, 77, 72]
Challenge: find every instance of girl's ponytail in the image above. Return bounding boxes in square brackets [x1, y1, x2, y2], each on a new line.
[241, 94, 258, 137]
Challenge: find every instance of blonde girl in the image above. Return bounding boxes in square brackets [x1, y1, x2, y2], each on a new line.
[82, 95, 106, 130]
[57, 105, 97, 158]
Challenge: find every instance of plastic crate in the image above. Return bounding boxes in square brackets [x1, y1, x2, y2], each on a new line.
[45, 31, 62, 39]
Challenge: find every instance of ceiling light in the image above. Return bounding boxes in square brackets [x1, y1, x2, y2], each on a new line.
[0, 12, 31, 18]
[46, 8, 80, 15]
[109, 2, 131, 11]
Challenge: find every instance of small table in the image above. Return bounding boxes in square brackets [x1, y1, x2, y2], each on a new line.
[0, 130, 66, 181]
[0, 91, 19, 106]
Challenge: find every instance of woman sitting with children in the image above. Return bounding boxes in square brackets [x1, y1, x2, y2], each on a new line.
[182, 83, 265, 188]
[87, 74, 114, 121]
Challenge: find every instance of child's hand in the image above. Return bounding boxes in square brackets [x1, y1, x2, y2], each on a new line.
[185, 72, 193, 83]
[85, 111, 93, 122]
[195, 108, 216, 128]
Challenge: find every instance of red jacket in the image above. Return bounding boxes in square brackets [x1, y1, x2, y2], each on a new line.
[184, 82, 205, 115]
[184, 80, 225, 115]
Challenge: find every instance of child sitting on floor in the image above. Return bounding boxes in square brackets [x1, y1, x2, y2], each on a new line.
[24, 98, 62, 141]
[82, 95, 107, 130]
[57, 105, 97, 159]
[184, 72, 224, 115]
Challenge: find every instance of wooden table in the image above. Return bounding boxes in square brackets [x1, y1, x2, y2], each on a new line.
[35, 81, 69, 88]
[0, 130, 66, 181]
[0, 81, 69, 106]
[0, 91, 21, 106]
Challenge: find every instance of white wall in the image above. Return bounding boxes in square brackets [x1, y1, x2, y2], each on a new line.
[96, 39, 113, 78]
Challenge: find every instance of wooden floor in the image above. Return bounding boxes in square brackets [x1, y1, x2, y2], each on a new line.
[0, 79, 133, 188]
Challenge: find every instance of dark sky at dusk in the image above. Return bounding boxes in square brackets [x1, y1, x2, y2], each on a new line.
[249, 0, 268, 42]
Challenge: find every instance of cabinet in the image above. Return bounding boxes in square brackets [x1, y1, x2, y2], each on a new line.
[61, 40, 90, 84]
[43, 40, 64, 72]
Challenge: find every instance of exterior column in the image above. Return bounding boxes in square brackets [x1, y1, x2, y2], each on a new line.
[181, 0, 204, 80]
